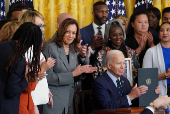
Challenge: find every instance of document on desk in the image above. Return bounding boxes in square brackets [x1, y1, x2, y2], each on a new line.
[138, 68, 159, 106]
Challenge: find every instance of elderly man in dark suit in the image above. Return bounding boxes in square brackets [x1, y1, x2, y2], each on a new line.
[93, 50, 148, 109]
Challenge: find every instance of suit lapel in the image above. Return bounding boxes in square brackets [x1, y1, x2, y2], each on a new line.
[104, 73, 121, 97]
[58, 46, 71, 72]
[87, 23, 94, 37]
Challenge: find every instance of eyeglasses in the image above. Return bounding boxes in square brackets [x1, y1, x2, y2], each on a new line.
[38, 24, 46, 29]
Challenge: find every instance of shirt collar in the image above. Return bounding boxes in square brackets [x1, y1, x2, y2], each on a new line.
[106, 70, 120, 87]
[92, 22, 105, 29]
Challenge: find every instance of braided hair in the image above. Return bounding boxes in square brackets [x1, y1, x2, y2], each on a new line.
[6, 22, 42, 79]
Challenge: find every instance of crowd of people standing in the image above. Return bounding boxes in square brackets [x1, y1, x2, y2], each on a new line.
[1, 1, 170, 114]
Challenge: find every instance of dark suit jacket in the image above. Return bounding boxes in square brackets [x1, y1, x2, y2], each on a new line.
[140, 108, 153, 114]
[0, 40, 28, 114]
[80, 23, 94, 46]
[93, 72, 132, 109]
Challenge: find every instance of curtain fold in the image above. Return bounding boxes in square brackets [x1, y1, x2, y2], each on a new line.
[33, 0, 170, 40]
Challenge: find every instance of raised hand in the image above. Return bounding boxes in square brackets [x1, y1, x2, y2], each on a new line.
[72, 64, 98, 77]
[79, 44, 88, 57]
[40, 57, 56, 72]
[139, 33, 145, 51]
[146, 32, 154, 47]
[128, 84, 148, 101]
[90, 34, 104, 50]
[155, 86, 161, 95]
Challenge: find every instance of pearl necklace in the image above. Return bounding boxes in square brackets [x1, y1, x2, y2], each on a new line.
[65, 45, 69, 55]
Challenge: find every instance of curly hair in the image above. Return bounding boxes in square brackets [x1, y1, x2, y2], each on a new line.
[113, 15, 129, 30]
[53, 18, 81, 52]
[0, 20, 21, 42]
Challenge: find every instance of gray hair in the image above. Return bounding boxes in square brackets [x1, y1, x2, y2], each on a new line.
[104, 19, 126, 46]
[106, 50, 123, 64]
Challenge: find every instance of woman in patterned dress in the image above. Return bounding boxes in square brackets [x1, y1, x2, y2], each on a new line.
[95, 19, 139, 85]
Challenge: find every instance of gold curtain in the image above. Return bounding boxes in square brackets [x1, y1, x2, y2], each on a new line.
[33, 0, 170, 41]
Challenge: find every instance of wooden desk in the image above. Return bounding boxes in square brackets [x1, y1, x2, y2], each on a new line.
[90, 107, 164, 114]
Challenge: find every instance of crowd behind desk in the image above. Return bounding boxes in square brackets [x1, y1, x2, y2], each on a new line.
[90, 107, 164, 114]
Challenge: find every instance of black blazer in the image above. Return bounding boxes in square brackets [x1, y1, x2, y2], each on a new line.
[0, 40, 28, 114]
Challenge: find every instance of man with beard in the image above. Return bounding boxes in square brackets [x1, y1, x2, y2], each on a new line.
[80, 1, 108, 90]
[80, 1, 108, 64]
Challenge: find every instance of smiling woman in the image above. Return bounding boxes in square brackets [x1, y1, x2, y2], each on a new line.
[42, 18, 97, 114]
[143, 22, 170, 96]
[95, 19, 139, 85]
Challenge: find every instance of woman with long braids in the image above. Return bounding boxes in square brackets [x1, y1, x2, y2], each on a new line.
[0, 22, 44, 114]
[18, 10, 56, 114]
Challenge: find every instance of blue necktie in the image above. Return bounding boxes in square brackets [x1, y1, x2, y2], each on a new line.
[116, 79, 123, 96]
[97, 26, 102, 36]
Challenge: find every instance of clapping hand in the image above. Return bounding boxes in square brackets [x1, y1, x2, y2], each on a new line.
[40, 57, 56, 72]
[90, 34, 104, 50]
[155, 86, 161, 95]
[78, 40, 91, 57]
[146, 32, 154, 47]
[72, 64, 98, 77]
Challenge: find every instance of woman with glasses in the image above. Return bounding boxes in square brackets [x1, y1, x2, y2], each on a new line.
[18, 10, 55, 114]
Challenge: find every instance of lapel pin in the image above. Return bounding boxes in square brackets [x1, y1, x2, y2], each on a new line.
[122, 81, 124, 83]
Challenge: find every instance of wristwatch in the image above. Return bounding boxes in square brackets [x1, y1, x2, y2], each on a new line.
[150, 102, 158, 110]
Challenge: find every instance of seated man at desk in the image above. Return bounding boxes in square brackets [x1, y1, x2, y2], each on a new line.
[93, 50, 149, 109]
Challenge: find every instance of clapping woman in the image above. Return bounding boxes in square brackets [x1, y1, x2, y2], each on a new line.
[125, 11, 160, 67]
[42, 18, 97, 114]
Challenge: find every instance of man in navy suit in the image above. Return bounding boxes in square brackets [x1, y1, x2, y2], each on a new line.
[80, 1, 108, 65]
[80, 1, 108, 90]
[93, 50, 148, 109]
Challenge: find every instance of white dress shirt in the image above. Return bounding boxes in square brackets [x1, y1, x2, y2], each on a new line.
[89, 22, 105, 54]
